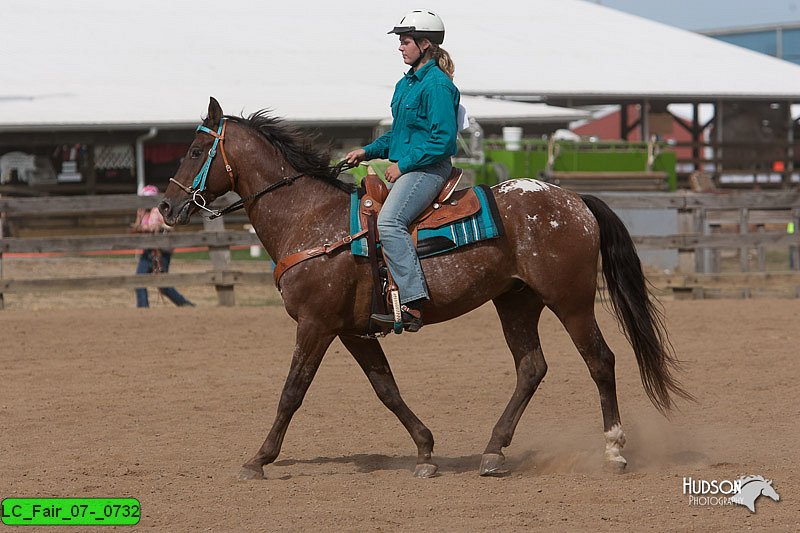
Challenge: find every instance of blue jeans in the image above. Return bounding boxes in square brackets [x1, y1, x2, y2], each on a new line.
[135, 249, 193, 308]
[378, 159, 451, 304]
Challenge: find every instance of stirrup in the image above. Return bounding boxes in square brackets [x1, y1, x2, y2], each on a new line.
[370, 306, 423, 333]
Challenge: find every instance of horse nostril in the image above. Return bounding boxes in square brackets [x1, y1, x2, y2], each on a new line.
[158, 200, 171, 217]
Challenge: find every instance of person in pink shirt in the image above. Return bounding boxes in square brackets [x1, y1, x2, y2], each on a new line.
[133, 185, 194, 308]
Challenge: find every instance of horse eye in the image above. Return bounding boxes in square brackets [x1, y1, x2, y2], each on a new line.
[190, 148, 202, 159]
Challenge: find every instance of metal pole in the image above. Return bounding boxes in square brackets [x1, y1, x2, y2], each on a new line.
[135, 127, 158, 194]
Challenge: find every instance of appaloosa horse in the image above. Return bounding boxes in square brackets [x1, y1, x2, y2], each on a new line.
[160, 97, 691, 479]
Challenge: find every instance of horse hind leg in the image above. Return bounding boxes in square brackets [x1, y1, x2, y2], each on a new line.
[481, 286, 547, 476]
[339, 334, 438, 478]
[554, 299, 627, 473]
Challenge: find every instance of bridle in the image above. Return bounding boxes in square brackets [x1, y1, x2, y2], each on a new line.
[169, 117, 237, 218]
[169, 116, 355, 220]
[169, 116, 303, 220]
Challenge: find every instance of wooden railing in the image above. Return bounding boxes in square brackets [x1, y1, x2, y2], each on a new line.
[0, 194, 265, 308]
[1, 191, 800, 306]
[593, 191, 800, 298]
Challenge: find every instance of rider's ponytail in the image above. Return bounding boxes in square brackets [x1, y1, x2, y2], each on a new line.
[430, 44, 455, 80]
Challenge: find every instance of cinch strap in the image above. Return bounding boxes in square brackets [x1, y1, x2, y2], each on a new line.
[273, 229, 368, 288]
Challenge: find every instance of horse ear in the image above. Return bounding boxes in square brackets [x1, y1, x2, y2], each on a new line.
[207, 96, 223, 124]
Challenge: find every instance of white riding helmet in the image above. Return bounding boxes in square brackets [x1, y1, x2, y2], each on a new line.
[388, 10, 445, 45]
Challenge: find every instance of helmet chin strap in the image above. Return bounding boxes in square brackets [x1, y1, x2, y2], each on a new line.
[410, 38, 429, 69]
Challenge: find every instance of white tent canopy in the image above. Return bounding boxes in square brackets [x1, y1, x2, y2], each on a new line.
[2, 0, 800, 130]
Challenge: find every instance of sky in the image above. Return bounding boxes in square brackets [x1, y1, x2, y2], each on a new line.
[594, 0, 800, 30]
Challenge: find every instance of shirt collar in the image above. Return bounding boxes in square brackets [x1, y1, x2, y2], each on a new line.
[405, 60, 437, 81]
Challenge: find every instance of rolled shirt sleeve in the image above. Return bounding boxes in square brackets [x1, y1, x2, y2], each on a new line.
[363, 130, 392, 161]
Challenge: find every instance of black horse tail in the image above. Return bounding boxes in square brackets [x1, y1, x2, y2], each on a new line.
[581, 194, 694, 414]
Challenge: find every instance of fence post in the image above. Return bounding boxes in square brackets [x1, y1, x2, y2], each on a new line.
[709, 222, 721, 273]
[792, 208, 800, 272]
[739, 208, 749, 273]
[695, 207, 707, 273]
[756, 224, 766, 272]
[203, 216, 235, 307]
[677, 207, 696, 274]
[0, 195, 4, 309]
[675, 206, 702, 299]
[0, 251, 4, 310]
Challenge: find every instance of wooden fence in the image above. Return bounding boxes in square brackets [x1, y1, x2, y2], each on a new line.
[1, 190, 800, 307]
[0, 194, 265, 308]
[592, 190, 800, 298]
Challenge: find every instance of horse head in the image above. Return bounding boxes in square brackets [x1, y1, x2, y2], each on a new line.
[160, 96, 237, 226]
[758, 479, 780, 502]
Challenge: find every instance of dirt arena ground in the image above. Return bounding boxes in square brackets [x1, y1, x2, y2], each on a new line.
[1, 259, 798, 531]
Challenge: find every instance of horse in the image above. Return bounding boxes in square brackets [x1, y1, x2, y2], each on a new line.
[159, 97, 692, 480]
[732, 476, 780, 513]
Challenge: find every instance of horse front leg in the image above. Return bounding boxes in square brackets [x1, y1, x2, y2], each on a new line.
[339, 334, 437, 477]
[239, 322, 336, 480]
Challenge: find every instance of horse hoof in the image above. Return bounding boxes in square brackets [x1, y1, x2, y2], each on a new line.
[414, 463, 439, 478]
[603, 457, 627, 474]
[479, 453, 508, 476]
[238, 465, 265, 480]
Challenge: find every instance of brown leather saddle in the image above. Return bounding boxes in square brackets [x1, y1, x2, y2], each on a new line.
[356, 167, 482, 333]
[273, 167, 483, 303]
[359, 167, 481, 237]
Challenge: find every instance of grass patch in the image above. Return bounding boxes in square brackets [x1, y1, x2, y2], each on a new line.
[172, 248, 273, 262]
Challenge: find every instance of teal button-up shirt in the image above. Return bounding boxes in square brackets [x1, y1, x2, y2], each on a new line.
[363, 61, 460, 174]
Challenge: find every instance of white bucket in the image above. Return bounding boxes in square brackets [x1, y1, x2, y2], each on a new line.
[244, 224, 262, 258]
[502, 126, 523, 151]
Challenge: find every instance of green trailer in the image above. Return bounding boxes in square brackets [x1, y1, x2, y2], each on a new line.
[484, 138, 677, 191]
[344, 137, 677, 191]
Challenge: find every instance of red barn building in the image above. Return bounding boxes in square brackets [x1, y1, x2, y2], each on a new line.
[572, 105, 695, 161]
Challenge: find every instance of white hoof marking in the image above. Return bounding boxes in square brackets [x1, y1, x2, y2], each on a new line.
[604, 423, 627, 465]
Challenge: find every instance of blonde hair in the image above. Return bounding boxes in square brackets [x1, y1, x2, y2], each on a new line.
[430, 44, 455, 80]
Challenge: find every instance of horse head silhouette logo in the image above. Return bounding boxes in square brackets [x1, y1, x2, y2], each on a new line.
[731, 475, 780, 513]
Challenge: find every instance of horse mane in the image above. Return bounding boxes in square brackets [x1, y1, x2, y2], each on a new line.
[219, 111, 355, 194]
[739, 475, 769, 486]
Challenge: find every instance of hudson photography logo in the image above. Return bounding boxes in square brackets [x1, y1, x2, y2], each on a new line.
[682, 475, 780, 513]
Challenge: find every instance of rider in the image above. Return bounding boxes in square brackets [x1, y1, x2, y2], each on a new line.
[345, 10, 460, 332]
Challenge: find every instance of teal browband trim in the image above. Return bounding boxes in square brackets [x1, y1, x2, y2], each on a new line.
[191, 118, 225, 191]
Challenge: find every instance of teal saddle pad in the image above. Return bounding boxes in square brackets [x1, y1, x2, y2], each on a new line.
[349, 184, 504, 259]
